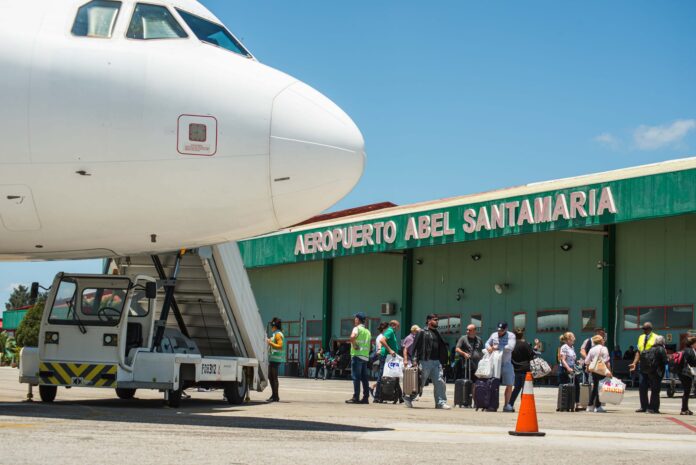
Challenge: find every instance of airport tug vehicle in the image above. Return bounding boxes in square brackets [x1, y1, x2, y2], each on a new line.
[19, 251, 261, 407]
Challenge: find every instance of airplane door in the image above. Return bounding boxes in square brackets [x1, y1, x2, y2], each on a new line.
[0, 185, 41, 231]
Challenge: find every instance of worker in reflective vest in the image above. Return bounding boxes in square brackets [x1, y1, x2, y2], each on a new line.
[346, 312, 372, 404]
[267, 317, 285, 402]
[629, 321, 660, 413]
[315, 347, 326, 380]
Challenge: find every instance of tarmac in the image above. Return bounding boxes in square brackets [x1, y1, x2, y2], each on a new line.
[0, 367, 694, 464]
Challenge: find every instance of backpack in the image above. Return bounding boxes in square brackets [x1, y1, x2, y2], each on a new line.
[639, 348, 657, 374]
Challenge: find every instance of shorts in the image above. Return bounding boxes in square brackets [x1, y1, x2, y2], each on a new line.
[500, 361, 514, 386]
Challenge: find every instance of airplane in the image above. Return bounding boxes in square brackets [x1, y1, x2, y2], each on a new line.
[0, 0, 365, 261]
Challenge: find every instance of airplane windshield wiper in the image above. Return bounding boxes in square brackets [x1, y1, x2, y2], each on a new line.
[68, 296, 87, 334]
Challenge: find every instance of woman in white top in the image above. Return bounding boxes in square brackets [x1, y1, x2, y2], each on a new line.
[584, 335, 611, 413]
[559, 332, 580, 409]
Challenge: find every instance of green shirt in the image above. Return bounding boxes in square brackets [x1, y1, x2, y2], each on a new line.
[380, 326, 399, 357]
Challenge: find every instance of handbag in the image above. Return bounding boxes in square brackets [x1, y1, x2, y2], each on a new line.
[589, 356, 611, 377]
[530, 357, 552, 378]
[382, 354, 404, 378]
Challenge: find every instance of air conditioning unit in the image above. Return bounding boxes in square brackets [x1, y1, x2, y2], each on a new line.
[380, 303, 395, 316]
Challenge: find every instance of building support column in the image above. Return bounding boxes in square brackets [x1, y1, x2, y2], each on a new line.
[401, 250, 414, 339]
[321, 259, 333, 349]
[602, 225, 617, 348]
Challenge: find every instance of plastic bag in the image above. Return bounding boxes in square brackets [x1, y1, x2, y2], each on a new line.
[382, 354, 404, 378]
[476, 351, 502, 378]
[490, 350, 503, 379]
[598, 377, 625, 405]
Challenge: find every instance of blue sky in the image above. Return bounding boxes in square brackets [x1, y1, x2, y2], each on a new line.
[2, 0, 695, 313]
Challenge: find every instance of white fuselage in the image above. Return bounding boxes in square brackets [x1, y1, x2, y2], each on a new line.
[0, 0, 365, 260]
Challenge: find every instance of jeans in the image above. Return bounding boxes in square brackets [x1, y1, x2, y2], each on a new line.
[678, 374, 693, 412]
[418, 360, 448, 406]
[268, 361, 280, 400]
[351, 357, 370, 400]
[375, 355, 387, 400]
[508, 371, 527, 407]
[639, 372, 661, 411]
[589, 373, 602, 407]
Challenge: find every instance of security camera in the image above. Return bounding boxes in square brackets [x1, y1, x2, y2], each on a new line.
[597, 260, 604, 270]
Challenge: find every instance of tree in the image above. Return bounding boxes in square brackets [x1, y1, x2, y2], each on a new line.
[4, 284, 32, 311]
[15, 298, 45, 348]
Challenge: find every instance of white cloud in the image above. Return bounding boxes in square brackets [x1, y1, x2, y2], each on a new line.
[594, 132, 621, 150]
[633, 119, 696, 150]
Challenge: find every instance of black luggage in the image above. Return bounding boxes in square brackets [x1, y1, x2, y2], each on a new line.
[556, 383, 575, 411]
[455, 360, 474, 408]
[474, 377, 500, 411]
[380, 376, 399, 403]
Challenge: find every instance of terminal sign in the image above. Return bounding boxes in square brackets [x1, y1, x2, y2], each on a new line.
[294, 187, 617, 256]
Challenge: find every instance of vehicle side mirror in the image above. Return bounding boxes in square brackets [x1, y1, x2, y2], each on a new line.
[145, 282, 158, 299]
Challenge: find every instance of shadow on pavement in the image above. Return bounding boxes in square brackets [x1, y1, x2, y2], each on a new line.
[0, 398, 391, 433]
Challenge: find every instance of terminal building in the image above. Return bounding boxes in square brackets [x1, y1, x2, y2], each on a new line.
[238, 158, 696, 375]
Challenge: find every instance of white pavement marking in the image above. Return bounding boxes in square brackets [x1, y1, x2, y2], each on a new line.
[362, 423, 696, 451]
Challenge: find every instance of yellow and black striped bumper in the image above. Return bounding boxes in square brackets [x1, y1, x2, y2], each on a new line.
[39, 362, 117, 387]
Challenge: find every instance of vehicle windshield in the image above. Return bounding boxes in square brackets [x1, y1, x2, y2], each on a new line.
[176, 9, 250, 57]
[48, 279, 128, 327]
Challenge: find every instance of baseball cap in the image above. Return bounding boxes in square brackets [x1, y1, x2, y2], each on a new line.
[497, 322, 508, 331]
[354, 312, 366, 322]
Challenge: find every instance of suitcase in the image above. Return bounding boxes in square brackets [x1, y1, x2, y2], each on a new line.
[455, 360, 474, 408]
[577, 383, 591, 409]
[474, 377, 500, 411]
[556, 383, 575, 411]
[380, 376, 399, 402]
[403, 366, 419, 397]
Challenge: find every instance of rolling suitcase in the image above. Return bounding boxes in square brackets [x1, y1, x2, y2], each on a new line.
[380, 376, 399, 403]
[455, 360, 474, 408]
[474, 377, 500, 411]
[577, 383, 591, 409]
[403, 366, 419, 397]
[556, 383, 575, 411]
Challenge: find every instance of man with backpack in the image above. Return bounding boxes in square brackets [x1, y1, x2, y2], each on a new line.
[628, 322, 660, 413]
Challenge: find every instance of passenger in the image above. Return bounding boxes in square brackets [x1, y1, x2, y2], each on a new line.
[533, 338, 544, 356]
[623, 345, 636, 361]
[557, 333, 566, 366]
[370, 322, 389, 400]
[377, 320, 402, 404]
[404, 314, 450, 409]
[677, 336, 696, 415]
[346, 312, 372, 404]
[454, 324, 483, 384]
[402, 324, 421, 367]
[585, 335, 611, 413]
[508, 329, 535, 411]
[306, 347, 315, 378]
[485, 322, 516, 412]
[612, 345, 622, 360]
[315, 347, 326, 380]
[559, 331, 581, 410]
[628, 322, 660, 413]
[266, 317, 285, 402]
[580, 328, 607, 383]
[642, 335, 668, 414]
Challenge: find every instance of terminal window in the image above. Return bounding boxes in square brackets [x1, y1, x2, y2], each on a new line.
[536, 309, 569, 333]
[340, 319, 353, 338]
[581, 309, 596, 332]
[470, 314, 482, 333]
[623, 305, 694, 330]
[513, 312, 526, 331]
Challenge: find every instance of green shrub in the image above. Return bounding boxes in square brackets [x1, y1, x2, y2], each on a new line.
[15, 299, 45, 348]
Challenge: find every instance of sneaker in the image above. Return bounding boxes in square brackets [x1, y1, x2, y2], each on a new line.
[503, 404, 515, 412]
[647, 409, 660, 414]
[345, 398, 360, 404]
[266, 396, 278, 403]
[403, 396, 413, 408]
[436, 404, 451, 410]
[595, 406, 606, 413]
[635, 408, 646, 413]
[586, 406, 594, 413]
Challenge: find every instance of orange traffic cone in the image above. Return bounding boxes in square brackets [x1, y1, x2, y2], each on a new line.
[508, 372, 545, 436]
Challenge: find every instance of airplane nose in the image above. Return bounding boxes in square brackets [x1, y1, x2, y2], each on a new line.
[269, 81, 365, 227]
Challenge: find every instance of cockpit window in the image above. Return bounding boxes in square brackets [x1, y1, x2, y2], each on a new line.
[176, 9, 251, 57]
[126, 3, 188, 40]
[72, 0, 122, 38]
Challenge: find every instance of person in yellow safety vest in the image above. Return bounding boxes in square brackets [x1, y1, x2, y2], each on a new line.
[346, 312, 372, 404]
[267, 317, 285, 402]
[315, 347, 326, 380]
[629, 321, 660, 413]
